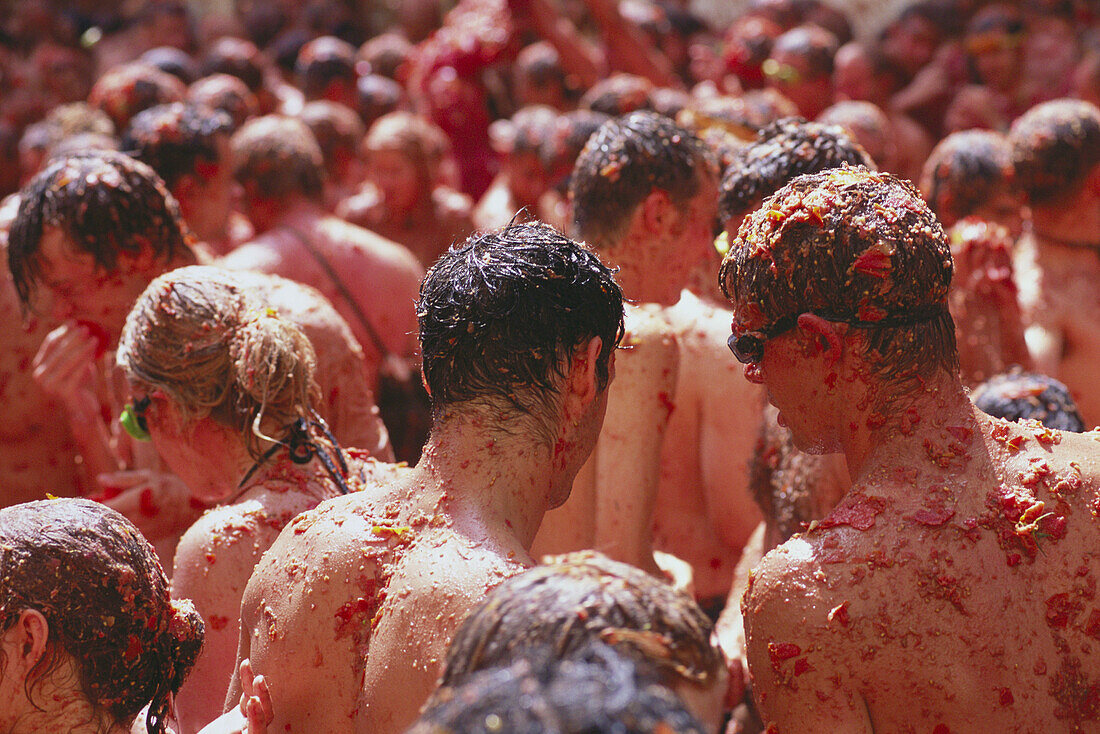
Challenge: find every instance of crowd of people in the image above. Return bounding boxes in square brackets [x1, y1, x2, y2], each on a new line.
[0, 0, 1098, 731]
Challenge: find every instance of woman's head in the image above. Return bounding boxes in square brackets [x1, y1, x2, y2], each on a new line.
[0, 498, 203, 733]
[362, 112, 452, 214]
[117, 266, 321, 466]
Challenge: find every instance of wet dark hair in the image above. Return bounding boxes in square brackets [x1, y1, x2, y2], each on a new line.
[580, 73, 655, 117]
[441, 551, 721, 688]
[139, 46, 200, 85]
[88, 62, 187, 131]
[122, 102, 235, 189]
[919, 129, 1016, 228]
[0, 498, 204, 733]
[230, 115, 325, 201]
[296, 36, 356, 100]
[720, 166, 958, 386]
[570, 111, 716, 251]
[8, 151, 192, 307]
[972, 370, 1086, 432]
[417, 222, 624, 419]
[1009, 99, 1100, 205]
[717, 117, 872, 228]
[201, 37, 264, 92]
[413, 644, 707, 734]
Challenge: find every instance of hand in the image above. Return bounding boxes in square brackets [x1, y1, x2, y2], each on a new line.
[653, 549, 695, 596]
[240, 660, 274, 733]
[96, 469, 205, 544]
[32, 321, 100, 413]
[194, 661, 273, 734]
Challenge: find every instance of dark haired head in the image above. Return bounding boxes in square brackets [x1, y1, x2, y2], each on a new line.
[1009, 99, 1100, 206]
[201, 37, 264, 92]
[187, 73, 259, 130]
[580, 73, 655, 117]
[417, 223, 623, 420]
[441, 551, 721, 688]
[139, 46, 200, 84]
[413, 644, 707, 734]
[356, 32, 413, 80]
[230, 115, 325, 201]
[88, 62, 187, 131]
[8, 151, 191, 307]
[296, 36, 357, 101]
[720, 166, 957, 386]
[298, 101, 365, 173]
[122, 102, 235, 189]
[570, 111, 716, 251]
[768, 24, 838, 80]
[355, 74, 406, 128]
[972, 371, 1086, 432]
[539, 110, 612, 194]
[717, 117, 872, 229]
[515, 41, 570, 106]
[920, 129, 1018, 229]
[816, 100, 894, 169]
[0, 498, 204, 733]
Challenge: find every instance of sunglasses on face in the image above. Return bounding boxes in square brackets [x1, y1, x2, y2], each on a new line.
[727, 313, 800, 364]
[120, 395, 151, 441]
[728, 304, 950, 365]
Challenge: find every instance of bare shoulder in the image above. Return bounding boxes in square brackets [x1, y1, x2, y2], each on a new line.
[172, 501, 283, 601]
[432, 186, 474, 222]
[623, 303, 679, 356]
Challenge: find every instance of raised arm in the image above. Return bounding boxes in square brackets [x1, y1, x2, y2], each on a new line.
[582, 0, 679, 88]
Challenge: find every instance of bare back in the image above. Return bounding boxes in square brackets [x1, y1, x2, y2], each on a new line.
[745, 412, 1100, 731]
[218, 215, 423, 367]
[655, 290, 764, 600]
[232, 473, 530, 733]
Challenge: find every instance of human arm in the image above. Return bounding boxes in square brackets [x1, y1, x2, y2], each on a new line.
[512, 0, 605, 88]
[592, 309, 678, 576]
[715, 521, 767, 708]
[32, 322, 121, 479]
[171, 504, 280, 733]
[582, 0, 679, 87]
[742, 539, 874, 732]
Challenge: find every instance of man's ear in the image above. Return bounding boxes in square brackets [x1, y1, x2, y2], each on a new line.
[564, 336, 603, 420]
[641, 188, 673, 234]
[797, 313, 843, 366]
[3, 609, 50, 673]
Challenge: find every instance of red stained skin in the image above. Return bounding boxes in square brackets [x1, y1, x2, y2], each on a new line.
[818, 494, 887, 531]
[912, 505, 956, 527]
[209, 615, 230, 631]
[828, 602, 851, 627]
[1046, 593, 1084, 630]
[768, 641, 802, 670]
[999, 688, 1014, 706]
[75, 319, 110, 360]
[139, 487, 160, 518]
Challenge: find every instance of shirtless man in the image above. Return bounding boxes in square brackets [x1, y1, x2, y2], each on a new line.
[122, 102, 254, 258]
[6, 151, 389, 554]
[533, 111, 762, 606]
[218, 115, 423, 394]
[723, 166, 1100, 731]
[339, 111, 474, 268]
[1009, 100, 1100, 425]
[225, 222, 624, 732]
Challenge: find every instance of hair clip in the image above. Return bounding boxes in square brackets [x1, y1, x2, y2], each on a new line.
[120, 396, 151, 441]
